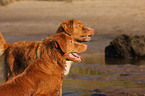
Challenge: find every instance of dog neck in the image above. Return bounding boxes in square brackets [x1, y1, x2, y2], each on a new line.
[41, 39, 66, 71]
[56, 26, 71, 36]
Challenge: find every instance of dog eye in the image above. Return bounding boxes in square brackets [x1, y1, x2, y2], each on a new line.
[78, 25, 81, 27]
[70, 40, 73, 43]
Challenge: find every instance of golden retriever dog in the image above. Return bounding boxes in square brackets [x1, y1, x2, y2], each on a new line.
[56, 19, 94, 42]
[0, 19, 94, 81]
[0, 33, 87, 96]
[56, 19, 94, 75]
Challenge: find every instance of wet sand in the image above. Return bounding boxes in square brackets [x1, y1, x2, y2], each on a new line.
[0, 0, 145, 95]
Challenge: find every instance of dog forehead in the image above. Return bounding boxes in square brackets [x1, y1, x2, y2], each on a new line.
[74, 21, 84, 27]
[72, 19, 82, 25]
[63, 19, 82, 25]
[62, 19, 74, 24]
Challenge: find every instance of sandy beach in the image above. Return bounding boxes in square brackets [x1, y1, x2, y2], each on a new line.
[0, 0, 145, 52]
[0, 0, 145, 36]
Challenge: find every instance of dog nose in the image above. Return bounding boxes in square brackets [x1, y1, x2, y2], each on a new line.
[90, 28, 95, 34]
[86, 27, 95, 35]
[88, 29, 95, 37]
[90, 28, 94, 31]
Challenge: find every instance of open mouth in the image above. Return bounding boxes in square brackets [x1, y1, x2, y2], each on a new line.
[78, 35, 92, 41]
[81, 35, 92, 38]
[69, 52, 82, 62]
[80, 35, 93, 40]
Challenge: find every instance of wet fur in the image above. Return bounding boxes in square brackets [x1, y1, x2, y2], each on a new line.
[0, 33, 87, 96]
[0, 33, 67, 96]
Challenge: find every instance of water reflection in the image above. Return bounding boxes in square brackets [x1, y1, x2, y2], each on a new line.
[0, 53, 145, 95]
[105, 57, 145, 65]
[77, 53, 106, 65]
[79, 53, 145, 65]
[69, 65, 109, 76]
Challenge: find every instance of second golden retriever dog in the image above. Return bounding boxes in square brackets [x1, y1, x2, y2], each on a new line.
[56, 19, 94, 42]
[0, 19, 94, 81]
[0, 33, 87, 96]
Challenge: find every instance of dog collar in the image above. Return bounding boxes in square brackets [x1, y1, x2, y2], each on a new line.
[64, 31, 71, 36]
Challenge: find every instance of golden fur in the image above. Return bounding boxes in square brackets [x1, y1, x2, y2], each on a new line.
[0, 33, 87, 96]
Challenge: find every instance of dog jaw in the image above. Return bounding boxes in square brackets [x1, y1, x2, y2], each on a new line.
[68, 53, 83, 62]
[65, 42, 87, 62]
[73, 27, 95, 42]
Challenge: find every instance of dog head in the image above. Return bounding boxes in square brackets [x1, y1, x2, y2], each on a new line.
[53, 33, 87, 62]
[56, 19, 94, 42]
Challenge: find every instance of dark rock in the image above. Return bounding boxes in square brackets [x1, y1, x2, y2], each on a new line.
[105, 34, 145, 58]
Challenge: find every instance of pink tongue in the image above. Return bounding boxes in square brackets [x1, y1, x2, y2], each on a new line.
[69, 53, 82, 61]
[71, 53, 82, 60]
[80, 36, 90, 39]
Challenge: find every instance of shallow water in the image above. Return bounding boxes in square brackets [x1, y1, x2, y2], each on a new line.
[0, 53, 145, 95]
[63, 54, 145, 95]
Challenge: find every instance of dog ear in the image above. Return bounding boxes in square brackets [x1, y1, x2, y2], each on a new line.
[59, 19, 74, 35]
[53, 34, 67, 53]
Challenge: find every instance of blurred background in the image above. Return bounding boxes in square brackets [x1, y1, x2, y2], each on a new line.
[0, 0, 145, 95]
